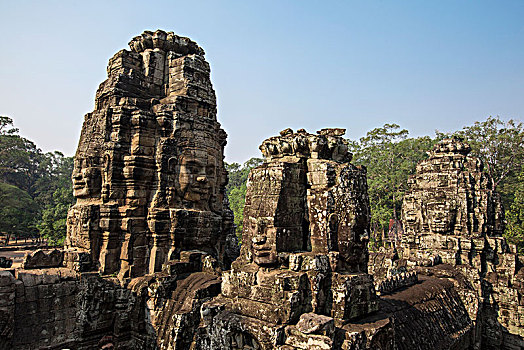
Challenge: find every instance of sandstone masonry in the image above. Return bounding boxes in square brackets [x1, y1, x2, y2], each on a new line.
[396, 137, 524, 348]
[65, 29, 238, 279]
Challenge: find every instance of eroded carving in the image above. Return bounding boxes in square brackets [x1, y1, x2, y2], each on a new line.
[397, 137, 524, 345]
[197, 128, 381, 349]
[65, 30, 237, 279]
[401, 137, 504, 265]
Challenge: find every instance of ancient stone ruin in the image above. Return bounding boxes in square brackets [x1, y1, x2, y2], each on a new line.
[395, 137, 524, 348]
[195, 128, 386, 349]
[65, 29, 238, 279]
[401, 137, 505, 265]
[0, 30, 240, 349]
[0, 30, 523, 350]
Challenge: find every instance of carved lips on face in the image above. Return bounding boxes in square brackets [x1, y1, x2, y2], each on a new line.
[248, 217, 278, 266]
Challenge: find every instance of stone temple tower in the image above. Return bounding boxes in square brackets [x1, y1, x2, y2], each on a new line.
[401, 137, 505, 265]
[196, 128, 382, 350]
[65, 30, 238, 280]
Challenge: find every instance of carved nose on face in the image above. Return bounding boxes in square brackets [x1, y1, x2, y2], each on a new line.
[196, 175, 207, 182]
[252, 235, 266, 245]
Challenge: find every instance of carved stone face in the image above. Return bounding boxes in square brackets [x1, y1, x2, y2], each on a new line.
[403, 195, 418, 229]
[426, 201, 456, 233]
[72, 158, 102, 198]
[176, 152, 216, 208]
[248, 217, 278, 266]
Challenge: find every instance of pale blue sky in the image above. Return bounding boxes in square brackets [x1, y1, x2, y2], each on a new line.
[0, 0, 523, 163]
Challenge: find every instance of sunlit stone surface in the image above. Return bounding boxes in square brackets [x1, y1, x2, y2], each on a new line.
[65, 30, 238, 279]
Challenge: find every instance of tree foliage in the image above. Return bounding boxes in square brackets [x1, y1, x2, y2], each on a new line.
[0, 181, 39, 240]
[34, 154, 74, 245]
[225, 158, 262, 242]
[37, 186, 74, 246]
[506, 166, 524, 254]
[0, 116, 43, 194]
[454, 117, 524, 189]
[351, 124, 436, 237]
[0, 116, 74, 245]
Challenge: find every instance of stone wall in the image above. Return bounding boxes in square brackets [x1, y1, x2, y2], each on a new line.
[0, 271, 15, 349]
[13, 268, 78, 349]
[0, 268, 141, 349]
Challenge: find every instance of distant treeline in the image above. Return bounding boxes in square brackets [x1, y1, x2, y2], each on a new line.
[1, 115, 523, 252]
[225, 117, 524, 253]
[0, 116, 74, 245]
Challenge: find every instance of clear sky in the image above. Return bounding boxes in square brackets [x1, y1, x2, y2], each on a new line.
[0, 0, 523, 164]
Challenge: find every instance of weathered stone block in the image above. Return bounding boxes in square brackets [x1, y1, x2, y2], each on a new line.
[284, 325, 333, 349]
[295, 313, 334, 336]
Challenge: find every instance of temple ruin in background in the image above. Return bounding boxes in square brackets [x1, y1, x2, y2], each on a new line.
[399, 137, 523, 348]
[371, 137, 524, 348]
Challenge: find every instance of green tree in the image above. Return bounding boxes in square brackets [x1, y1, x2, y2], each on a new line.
[33, 152, 73, 208]
[506, 166, 524, 253]
[37, 186, 74, 246]
[0, 116, 18, 135]
[0, 182, 39, 241]
[34, 152, 74, 245]
[451, 116, 524, 209]
[0, 116, 75, 246]
[352, 124, 436, 239]
[226, 158, 262, 242]
[0, 116, 44, 194]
